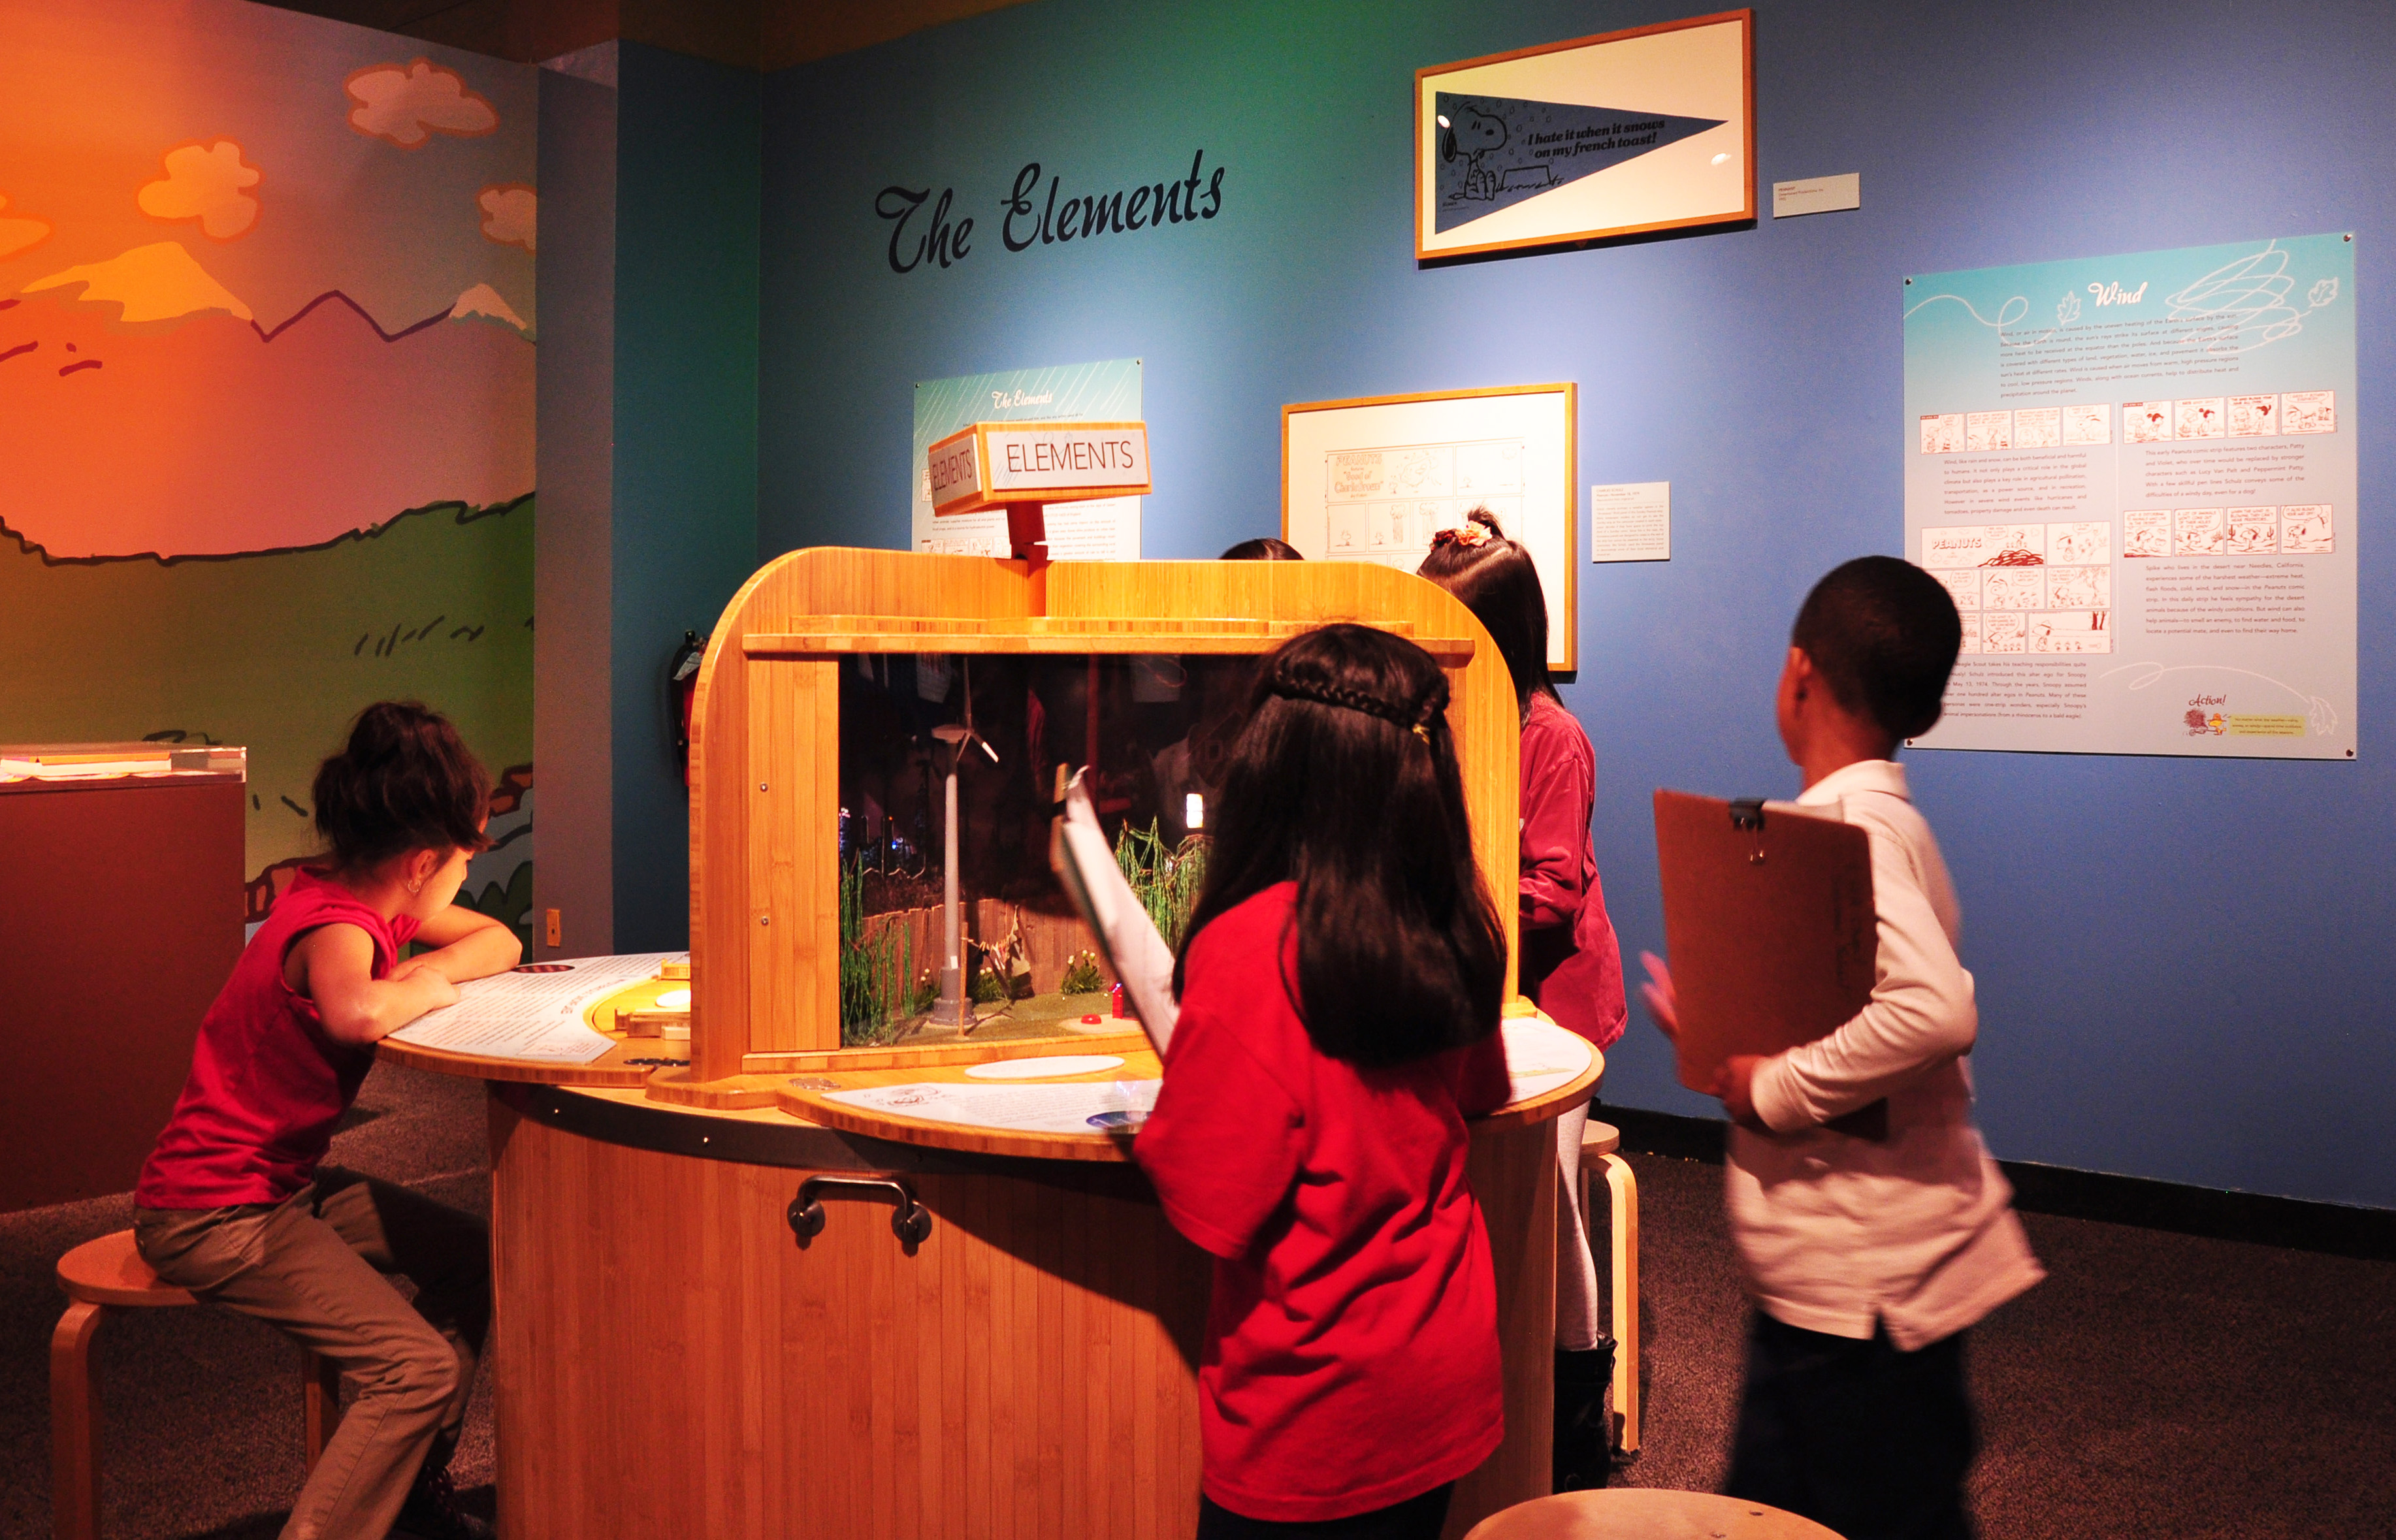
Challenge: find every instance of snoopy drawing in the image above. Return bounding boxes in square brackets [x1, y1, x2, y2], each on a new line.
[1440, 106, 1510, 202]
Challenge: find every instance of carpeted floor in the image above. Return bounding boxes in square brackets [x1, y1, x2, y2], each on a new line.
[3, 1062, 2390, 1538]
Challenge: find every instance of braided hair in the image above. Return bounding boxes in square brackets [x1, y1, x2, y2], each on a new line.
[1173, 624, 1504, 1068]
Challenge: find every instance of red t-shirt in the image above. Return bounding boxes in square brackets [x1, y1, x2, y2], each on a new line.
[137, 870, 419, 1208]
[1518, 693, 1627, 1048]
[1134, 882, 1512, 1522]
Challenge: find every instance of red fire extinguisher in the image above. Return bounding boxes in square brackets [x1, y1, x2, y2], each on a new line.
[670, 630, 705, 786]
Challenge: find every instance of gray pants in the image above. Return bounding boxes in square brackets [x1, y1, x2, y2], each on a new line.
[134, 1170, 489, 1540]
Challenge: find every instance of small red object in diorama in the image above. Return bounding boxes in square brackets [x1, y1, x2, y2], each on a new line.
[1081, 1014, 1103, 1025]
[1110, 982, 1125, 1018]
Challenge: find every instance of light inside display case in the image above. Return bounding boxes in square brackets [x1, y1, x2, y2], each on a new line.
[836, 650, 1258, 1047]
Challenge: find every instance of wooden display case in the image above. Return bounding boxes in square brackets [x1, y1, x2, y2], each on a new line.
[385, 550, 1589, 1539]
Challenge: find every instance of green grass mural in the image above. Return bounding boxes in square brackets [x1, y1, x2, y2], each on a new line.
[0, 495, 535, 935]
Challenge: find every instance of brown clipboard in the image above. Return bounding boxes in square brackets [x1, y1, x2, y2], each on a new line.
[1653, 788, 1886, 1139]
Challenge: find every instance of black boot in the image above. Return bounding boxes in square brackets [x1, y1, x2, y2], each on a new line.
[1553, 1341, 1616, 1492]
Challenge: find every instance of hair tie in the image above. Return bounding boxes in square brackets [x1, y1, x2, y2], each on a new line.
[1269, 675, 1439, 745]
[1430, 521, 1494, 551]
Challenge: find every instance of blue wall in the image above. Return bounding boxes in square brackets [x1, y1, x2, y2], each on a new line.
[755, 0, 2395, 1207]
[614, 42, 762, 950]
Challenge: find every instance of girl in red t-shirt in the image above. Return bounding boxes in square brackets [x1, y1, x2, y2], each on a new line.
[1135, 624, 1512, 1539]
[1421, 509, 1627, 1492]
[135, 702, 521, 1540]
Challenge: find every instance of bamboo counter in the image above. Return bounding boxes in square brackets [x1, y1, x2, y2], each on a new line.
[409, 997, 1596, 1540]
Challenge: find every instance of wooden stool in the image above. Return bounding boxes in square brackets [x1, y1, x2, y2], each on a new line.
[1464, 1486, 1847, 1539]
[1577, 1121, 1640, 1454]
[52, 1229, 343, 1540]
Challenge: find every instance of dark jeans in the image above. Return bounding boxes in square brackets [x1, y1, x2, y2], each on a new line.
[1724, 1312, 1977, 1540]
[1197, 1483, 1453, 1540]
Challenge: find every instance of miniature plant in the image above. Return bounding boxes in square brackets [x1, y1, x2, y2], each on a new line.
[839, 851, 911, 1046]
[911, 965, 939, 1016]
[1060, 948, 1105, 995]
[968, 961, 1006, 1004]
[1114, 819, 1210, 950]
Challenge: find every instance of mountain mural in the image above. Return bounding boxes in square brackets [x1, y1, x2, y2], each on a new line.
[1, 242, 533, 559]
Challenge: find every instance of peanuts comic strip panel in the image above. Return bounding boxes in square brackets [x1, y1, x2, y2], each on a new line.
[1934, 568, 1980, 612]
[2048, 521, 2110, 565]
[2229, 394, 2279, 436]
[2124, 509, 2171, 558]
[2175, 396, 2226, 439]
[2014, 406, 2062, 449]
[2062, 402, 2112, 445]
[2043, 565, 2111, 609]
[2226, 507, 2279, 554]
[2124, 400, 2172, 443]
[2174, 508, 2227, 556]
[1981, 611, 2027, 653]
[1919, 413, 1964, 454]
[2280, 504, 2335, 554]
[1322, 440, 1524, 569]
[1920, 522, 2046, 569]
[2282, 391, 2337, 434]
[2028, 610, 2112, 654]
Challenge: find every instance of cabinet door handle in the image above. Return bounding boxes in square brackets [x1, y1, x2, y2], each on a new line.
[787, 1175, 932, 1247]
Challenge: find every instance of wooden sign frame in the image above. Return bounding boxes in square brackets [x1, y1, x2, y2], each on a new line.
[928, 419, 1152, 517]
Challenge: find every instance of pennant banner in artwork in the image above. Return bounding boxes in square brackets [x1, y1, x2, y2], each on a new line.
[1433, 92, 1724, 233]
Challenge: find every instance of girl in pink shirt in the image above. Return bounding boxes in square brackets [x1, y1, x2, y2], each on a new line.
[1421, 509, 1627, 1491]
[135, 702, 520, 1540]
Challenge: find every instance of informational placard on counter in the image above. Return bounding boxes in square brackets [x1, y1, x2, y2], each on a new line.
[1903, 233, 2356, 758]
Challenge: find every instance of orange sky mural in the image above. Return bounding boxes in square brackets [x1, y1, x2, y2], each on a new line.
[0, 0, 538, 942]
[0, 0, 535, 558]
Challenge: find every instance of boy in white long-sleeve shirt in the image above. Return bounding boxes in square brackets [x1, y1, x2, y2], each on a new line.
[1644, 556, 2043, 1540]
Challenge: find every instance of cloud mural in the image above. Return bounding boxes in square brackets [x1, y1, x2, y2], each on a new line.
[478, 183, 535, 251]
[137, 140, 263, 239]
[346, 59, 498, 148]
[0, 193, 50, 259]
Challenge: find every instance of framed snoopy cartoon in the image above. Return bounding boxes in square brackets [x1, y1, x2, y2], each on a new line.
[1416, 10, 1754, 262]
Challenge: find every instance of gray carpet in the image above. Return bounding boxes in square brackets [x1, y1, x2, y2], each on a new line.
[3, 1063, 2391, 1538]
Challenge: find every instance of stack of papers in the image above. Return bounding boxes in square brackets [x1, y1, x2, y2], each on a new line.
[387, 952, 679, 1064]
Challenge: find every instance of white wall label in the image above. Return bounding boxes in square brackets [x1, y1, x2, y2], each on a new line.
[1589, 481, 1670, 562]
[1772, 173, 1860, 217]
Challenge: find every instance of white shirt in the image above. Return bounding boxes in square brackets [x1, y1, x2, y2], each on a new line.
[1727, 759, 2043, 1350]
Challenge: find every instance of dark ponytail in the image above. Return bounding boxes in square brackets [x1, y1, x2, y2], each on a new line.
[312, 701, 494, 876]
[1417, 506, 1555, 724]
[1173, 624, 1504, 1068]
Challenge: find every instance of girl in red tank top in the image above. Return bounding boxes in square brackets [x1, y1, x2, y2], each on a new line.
[135, 702, 520, 1540]
[1135, 625, 1512, 1540]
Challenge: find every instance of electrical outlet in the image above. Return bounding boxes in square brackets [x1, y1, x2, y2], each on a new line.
[543, 908, 562, 948]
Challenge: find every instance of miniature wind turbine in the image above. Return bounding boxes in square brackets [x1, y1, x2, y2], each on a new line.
[928, 661, 999, 1029]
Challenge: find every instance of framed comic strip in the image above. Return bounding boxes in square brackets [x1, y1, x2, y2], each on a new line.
[1416, 10, 1754, 263]
[1282, 383, 1578, 672]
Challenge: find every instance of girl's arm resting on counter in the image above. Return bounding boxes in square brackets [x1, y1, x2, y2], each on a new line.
[293, 923, 462, 1047]
[391, 904, 523, 986]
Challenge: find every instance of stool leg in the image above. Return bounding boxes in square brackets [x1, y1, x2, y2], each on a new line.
[52, 1300, 107, 1540]
[1601, 1152, 1641, 1454]
[302, 1349, 344, 1471]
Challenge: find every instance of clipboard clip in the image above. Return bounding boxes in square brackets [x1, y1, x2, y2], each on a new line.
[1728, 798, 1767, 863]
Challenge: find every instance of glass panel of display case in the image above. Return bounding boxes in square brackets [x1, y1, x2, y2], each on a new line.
[836, 652, 1256, 1048]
